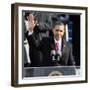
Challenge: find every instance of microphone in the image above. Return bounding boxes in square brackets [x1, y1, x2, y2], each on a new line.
[56, 50, 62, 61]
[51, 50, 56, 61]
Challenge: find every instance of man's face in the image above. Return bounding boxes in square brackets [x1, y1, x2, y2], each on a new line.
[52, 25, 65, 41]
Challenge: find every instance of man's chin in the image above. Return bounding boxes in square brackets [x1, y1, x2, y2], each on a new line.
[56, 38, 60, 41]
[56, 38, 61, 41]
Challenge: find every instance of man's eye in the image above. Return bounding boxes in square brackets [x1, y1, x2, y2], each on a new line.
[60, 30, 63, 32]
[56, 29, 59, 31]
[56, 29, 63, 32]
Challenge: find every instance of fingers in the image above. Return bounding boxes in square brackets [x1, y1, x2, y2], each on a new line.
[27, 14, 36, 31]
[28, 14, 34, 22]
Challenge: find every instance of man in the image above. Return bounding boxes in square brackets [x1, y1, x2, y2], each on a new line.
[25, 12, 51, 67]
[26, 17, 75, 66]
[25, 13, 46, 67]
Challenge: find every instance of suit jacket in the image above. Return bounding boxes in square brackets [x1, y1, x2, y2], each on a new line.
[26, 32, 75, 66]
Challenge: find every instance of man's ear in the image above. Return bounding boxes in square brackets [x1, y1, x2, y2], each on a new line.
[52, 28, 54, 33]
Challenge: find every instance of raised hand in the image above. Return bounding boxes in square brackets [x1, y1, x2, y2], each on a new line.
[27, 13, 37, 32]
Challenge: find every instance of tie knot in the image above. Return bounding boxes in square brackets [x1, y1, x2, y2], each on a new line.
[56, 42, 59, 45]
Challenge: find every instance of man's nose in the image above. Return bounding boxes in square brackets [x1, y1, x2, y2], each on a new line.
[57, 31, 61, 34]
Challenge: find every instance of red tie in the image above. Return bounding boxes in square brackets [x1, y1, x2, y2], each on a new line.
[55, 42, 59, 51]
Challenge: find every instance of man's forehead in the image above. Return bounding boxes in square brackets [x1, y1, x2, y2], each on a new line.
[54, 25, 65, 29]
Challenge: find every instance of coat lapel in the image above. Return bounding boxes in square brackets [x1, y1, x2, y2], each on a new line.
[61, 39, 67, 57]
[49, 37, 55, 50]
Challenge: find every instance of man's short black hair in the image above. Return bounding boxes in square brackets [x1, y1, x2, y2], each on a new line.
[24, 12, 30, 20]
[52, 21, 65, 29]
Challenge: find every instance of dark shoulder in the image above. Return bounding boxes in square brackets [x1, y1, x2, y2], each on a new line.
[62, 37, 71, 46]
[42, 37, 50, 42]
[66, 41, 72, 48]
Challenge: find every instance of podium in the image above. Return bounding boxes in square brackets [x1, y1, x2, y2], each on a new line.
[24, 66, 78, 77]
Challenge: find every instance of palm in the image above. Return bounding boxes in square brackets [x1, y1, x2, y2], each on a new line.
[27, 14, 36, 31]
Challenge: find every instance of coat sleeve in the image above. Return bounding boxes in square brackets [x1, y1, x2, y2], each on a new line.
[25, 31, 44, 51]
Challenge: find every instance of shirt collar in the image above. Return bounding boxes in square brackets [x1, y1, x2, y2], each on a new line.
[54, 38, 62, 45]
